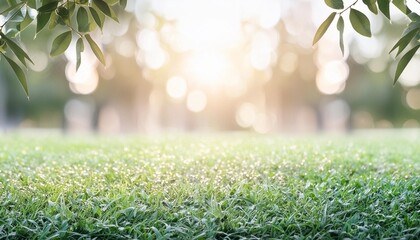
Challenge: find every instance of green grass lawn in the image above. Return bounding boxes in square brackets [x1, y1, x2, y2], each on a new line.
[0, 133, 419, 239]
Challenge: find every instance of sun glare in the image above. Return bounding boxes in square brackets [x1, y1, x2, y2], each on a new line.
[128, 0, 287, 116]
[183, 52, 231, 87]
[166, 76, 188, 100]
[134, 0, 283, 91]
[316, 61, 349, 95]
[187, 90, 207, 113]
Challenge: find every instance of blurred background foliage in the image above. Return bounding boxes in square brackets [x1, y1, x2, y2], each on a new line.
[0, 0, 419, 134]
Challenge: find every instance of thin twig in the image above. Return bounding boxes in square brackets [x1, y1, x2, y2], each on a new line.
[339, 0, 359, 15]
[0, 3, 27, 28]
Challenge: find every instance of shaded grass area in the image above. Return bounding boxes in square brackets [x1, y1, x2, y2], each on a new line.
[0, 133, 419, 239]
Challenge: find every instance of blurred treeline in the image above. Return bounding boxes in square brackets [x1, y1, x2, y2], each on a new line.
[0, 0, 419, 134]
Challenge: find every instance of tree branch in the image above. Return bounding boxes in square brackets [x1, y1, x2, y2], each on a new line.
[339, 0, 359, 15]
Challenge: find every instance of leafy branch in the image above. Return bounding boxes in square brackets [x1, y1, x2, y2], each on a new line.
[0, 0, 127, 97]
[314, 0, 420, 85]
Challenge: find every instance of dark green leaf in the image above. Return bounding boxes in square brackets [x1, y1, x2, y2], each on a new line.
[76, 38, 84, 71]
[93, 0, 111, 18]
[0, 33, 34, 66]
[36, 12, 52, 34]
[362, 0, 378, 15]
[389, 29, 419, 56]
[38, 1, 59, 13]
[89, 7, 104, 30]
[3, 54, 28, 96]
[77, 7, 90, 32]
[392, 0, 411, 14]
[337, 16, 345, 55]
[394, 44, 420, 84]
[86, 34, 106, 65]
[50, 31, 72, 56]
[324, 0, 344, 10]
[120, 0, 127, 9]
[408, 12, 420, 22]
[56, 7, 70, 26]
[402, 20, 420, 37]
[313, 13, 336, 45]
[56, 7, 69, 17]
[349, 9, 372, 37]
[378, 0, 390, 20]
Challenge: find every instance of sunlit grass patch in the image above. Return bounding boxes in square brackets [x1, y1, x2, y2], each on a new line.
[0, 134, 419, 239]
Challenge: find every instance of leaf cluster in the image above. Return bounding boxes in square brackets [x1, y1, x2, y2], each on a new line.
[0, 0, 127, 97]
[314, 0, 420, 85]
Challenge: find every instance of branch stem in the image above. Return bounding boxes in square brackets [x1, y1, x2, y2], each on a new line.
[339, 0, 359, 15]
[0, 3, 27, 28]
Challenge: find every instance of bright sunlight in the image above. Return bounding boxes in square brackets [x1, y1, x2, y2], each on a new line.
[134, 0, 284, 110]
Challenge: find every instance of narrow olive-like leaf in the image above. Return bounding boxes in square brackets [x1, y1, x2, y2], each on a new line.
[49, 12, 58, 30]
[76, 38, 84, 71]
[0, 1, 24, 15]
[6, 0, 18, 6]
[120, 0, 127, 9]
[86, 34, 106, 65]
[362, 0, 378, 14]
[349, 9, 372, 37]
[93, 0, 112, 18]
[394, 45, 420, 84]
[26, 0, 36, 9]
[87, 20, 98, 32]
[378, 0, 390, 20]
[3, 54, 28, 96]
[389, 29, 418, 56]
[38, 1, 59, 13]
[0, 40, 6, 53]
[17, 12, 33, 32]
[50, 31, 72, 57]
[402, 20, 420, 37]
[337, 16, 345, 55]
[36, 12, 52, 34]
[324, 0, 344, 9]
[313, 13, 336, 45]
[77, 7, 90, 32]
[1, 33, 34, 65]
[68, 1, 76, 16]
[392, 0, 411, 14]
[89, 7, 104, 30]
[108, 6, 119, 22]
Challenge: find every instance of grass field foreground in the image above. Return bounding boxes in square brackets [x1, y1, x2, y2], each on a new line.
[0, 134, 419, 239]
